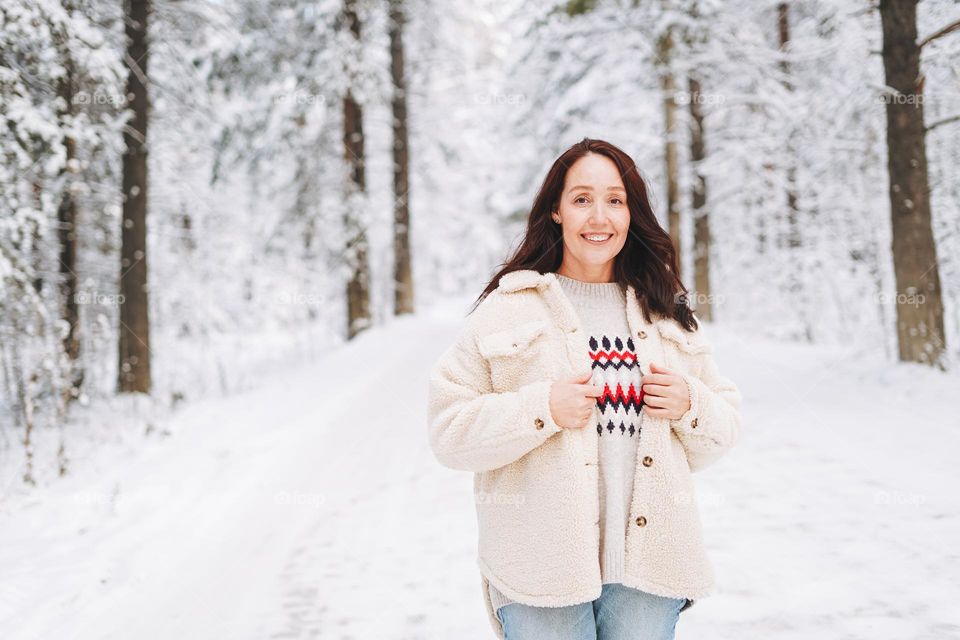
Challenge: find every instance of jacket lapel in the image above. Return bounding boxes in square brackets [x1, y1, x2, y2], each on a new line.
[539, 272, 581, 333]
[500, 270, 581, 333]
[514, 270, 657, 339]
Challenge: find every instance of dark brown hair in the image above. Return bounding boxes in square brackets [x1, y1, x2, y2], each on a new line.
[471, 137, 698, 331]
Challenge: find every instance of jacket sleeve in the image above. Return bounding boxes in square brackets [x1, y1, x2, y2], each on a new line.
[669, 350, 742, 473]
[426, 323, 564, 473]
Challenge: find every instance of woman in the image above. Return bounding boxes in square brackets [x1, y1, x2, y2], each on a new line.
[426, 138, 742, 640]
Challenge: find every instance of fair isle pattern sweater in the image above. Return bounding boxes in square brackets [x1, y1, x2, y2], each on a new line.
[488, 273, 644, 612]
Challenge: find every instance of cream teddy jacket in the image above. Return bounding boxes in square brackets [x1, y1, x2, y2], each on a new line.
[426, 269, 742, 639]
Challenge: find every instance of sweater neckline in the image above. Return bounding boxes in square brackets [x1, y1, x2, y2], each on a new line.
[554, 273, 625, 302]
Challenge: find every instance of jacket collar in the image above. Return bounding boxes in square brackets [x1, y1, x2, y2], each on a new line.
[498, 270, 580, 332]
[497, 269, 548, 294]
[498, 269, 652, 335]
[497, 269, 706, 350]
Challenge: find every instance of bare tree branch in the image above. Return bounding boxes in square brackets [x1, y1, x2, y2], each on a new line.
[927, 113, 960, 132]
[919, 19, 960, 48]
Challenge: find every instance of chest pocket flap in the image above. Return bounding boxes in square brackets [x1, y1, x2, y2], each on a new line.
[657, 319, 713, 355]
[476, 320, 547, 359]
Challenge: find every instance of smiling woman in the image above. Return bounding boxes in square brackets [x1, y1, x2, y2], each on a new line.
[473, 137, 697, 333]
[552, 155, 631, 278]
[428, 138, 743, 640]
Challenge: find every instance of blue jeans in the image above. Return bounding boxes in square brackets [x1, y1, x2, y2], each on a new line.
[495, 583, 687, 640]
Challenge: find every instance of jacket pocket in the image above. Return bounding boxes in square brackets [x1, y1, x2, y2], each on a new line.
[477, 320, 548, 391]
[656, 320, 712, 355]
[656, 321, 709, 379]
[477, 320, 547, 358]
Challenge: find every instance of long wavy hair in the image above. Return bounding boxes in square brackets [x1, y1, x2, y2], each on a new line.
[471, 137, 698, 331]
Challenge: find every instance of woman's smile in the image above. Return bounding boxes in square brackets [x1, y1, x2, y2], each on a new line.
[581, 233, 614, 245]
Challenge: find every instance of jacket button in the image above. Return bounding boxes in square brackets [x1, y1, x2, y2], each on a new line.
[635, 516, 647, 527]
[642, 456, 653, 467]
[637, 330, 647, 339]
[691, 418, 698, 428]
[534, 417, 544, 429]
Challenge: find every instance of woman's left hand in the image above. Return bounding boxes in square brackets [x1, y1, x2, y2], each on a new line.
[641, 362, 691, 420]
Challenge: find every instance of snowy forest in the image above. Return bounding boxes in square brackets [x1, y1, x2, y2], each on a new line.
[2, 0, 960, 638]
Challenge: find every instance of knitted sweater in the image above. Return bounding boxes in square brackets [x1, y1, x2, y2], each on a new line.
[487, 273, 644, 611]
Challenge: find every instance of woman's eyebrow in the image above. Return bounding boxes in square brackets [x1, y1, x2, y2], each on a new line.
[568, 185, 625, 191]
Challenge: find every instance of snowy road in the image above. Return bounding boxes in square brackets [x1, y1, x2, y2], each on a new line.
[1, 307, 959, 639]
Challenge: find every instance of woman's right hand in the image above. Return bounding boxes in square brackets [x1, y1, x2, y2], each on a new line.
[549, 371, 603, 429]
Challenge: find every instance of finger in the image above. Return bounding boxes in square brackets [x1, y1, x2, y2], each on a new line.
[641, 373, 674, 386]
[643, 405, 672, 418]
[578, 383, 605, 398]
[648, 361, 676, 376]
[641, 383, 672, 397]
[644, 394, 671, 409]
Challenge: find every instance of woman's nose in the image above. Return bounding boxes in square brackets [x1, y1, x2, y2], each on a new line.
[589, 203, 609, 223]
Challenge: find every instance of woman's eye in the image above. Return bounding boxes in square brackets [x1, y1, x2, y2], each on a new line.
[574, 196, 589, 204]
[610, 197, 624, 205]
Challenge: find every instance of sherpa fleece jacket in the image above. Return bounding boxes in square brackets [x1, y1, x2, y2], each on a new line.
[426, 269, 742, 639]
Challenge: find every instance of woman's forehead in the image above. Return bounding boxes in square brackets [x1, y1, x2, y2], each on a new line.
[565, 154, 624, 189]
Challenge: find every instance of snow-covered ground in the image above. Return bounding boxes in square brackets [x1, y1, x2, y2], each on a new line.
[1, 299, 959, 640]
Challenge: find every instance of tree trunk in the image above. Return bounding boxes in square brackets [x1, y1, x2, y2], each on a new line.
[343, 0, 371, 339]
[658, 29, 680, 274]
[56, 47, 83, 399]
[118, 0, 152, 392]
[777, 3, 801, 250]
[879, 0, 947, 367]
[688, 76, 712, 321]
[390, 0, 414, 316]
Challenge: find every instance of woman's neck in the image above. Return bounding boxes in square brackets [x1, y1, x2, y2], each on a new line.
[555, 263, 615, 283]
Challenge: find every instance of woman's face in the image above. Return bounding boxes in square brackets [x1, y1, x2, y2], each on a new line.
[553, 153, 630, 279]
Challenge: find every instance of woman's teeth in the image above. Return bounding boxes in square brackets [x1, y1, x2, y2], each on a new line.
[581, 234, 612, 244]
